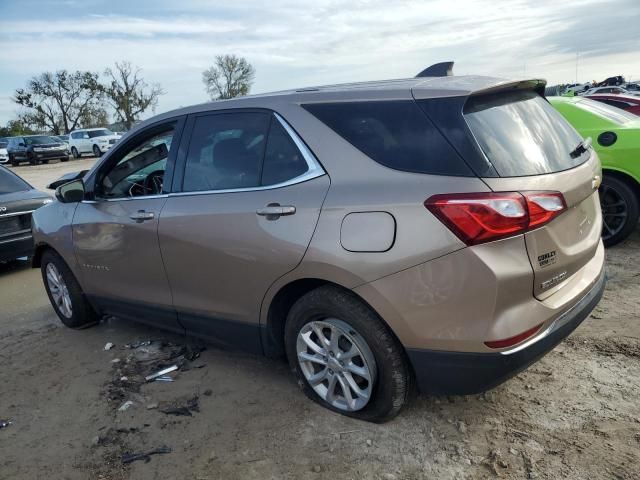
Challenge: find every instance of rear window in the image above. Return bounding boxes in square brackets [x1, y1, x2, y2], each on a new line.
[464, 91, 590, 177]
[575, 98, 637, 124]
[0, 167, 30, 194]
[302, 101, 472, 176]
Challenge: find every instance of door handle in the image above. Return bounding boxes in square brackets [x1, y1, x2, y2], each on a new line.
[130, 210, 155, 222]
[256, 204, 296, 220]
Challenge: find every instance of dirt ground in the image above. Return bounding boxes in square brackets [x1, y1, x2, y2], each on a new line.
[1, 163, 639, 479]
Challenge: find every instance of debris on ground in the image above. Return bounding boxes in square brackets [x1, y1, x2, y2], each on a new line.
[1, 419, 12, 429]
[121, 446, 172, 464]
[160, 395, 200, 416]
[203, 389, 213, 396]
[104, 342, 114, 351]
[118, 400, 134, 412]
[145, 365, 178, 382]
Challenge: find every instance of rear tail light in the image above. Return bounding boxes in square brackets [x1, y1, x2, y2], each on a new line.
[425, 191, 566, 246]
[484, 323, 543, 349]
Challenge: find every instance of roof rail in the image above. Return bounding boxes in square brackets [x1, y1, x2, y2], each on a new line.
[415, 61, 454, 78]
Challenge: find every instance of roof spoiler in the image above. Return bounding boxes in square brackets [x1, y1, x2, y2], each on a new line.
[415, 61, 454, 78]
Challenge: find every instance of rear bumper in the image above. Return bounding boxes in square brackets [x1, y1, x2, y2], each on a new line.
[0, 234, 34, 262]
[406, 267, 606, 394]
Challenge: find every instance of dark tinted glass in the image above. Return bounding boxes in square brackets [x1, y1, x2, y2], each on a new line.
[25, 136, 57, 145]
[88, 129, 113, 138]
[262, 118, 308, 185]
[183, 112, 270, 192]
[0, 166, 30, 194]
[303, 101, 472, 176]
[464, 91, 589, 177]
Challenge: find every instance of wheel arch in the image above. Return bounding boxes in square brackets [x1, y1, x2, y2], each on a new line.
[261, 277, 409, 364]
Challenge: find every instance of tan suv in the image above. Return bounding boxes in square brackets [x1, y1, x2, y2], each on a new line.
[32, 75, 605, 422]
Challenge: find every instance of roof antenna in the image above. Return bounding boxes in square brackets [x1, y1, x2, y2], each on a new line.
[415, 61, 454, 78]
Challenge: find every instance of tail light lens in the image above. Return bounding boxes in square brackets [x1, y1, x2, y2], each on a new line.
[425, 191, 566, 246]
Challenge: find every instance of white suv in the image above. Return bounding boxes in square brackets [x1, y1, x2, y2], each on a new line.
[68, 128, 120, 158]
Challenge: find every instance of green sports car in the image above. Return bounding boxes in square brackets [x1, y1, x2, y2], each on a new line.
[550, 96, 640, 246]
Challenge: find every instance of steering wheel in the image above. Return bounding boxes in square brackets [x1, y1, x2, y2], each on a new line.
[143, 170, 165, 195]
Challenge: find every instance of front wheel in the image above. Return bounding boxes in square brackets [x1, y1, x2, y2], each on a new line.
[41, 250, 100, 329]
[600, 175, 639, 247]
[285, 285, 411, 422]
[93, 145, 102, 157]
[71, 147, 80, 159]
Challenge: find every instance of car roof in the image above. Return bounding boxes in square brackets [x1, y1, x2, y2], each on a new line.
[586, 93, 639, 101]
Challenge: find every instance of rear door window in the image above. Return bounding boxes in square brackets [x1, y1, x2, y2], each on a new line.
[183, 112, 270, 192]
[302, 101, 472, 176]
[464, 91, 590, 177]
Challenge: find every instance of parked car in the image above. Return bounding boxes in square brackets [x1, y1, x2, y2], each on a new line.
[563, 82, 590, 95]
[54, 135, 70, 151]
[0, 139, 8, 164]
[68, 128, 120, 158]
[6, 135, 69, 166]
[550, 96, 640, 246]
[581, 86, 638, 97]
[596, 76, 625, 87]
[623, 82, 640, 92]
[33, 76, 605, 421]
[0, 165, 52, 262]
[585, 93, 640, 116]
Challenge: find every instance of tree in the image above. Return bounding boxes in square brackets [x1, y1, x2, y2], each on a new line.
[13, 70, 103, 134]
[202, 54, 255, 100]
[0, 119, 37, 138]
[103, 61, 165, 130]
[78, 105, 110, 129]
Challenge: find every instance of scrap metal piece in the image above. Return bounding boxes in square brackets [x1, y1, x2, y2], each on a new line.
[145, 365, 178, 382]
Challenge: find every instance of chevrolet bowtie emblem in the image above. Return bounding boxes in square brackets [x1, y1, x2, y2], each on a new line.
[592, 175, 602, 190]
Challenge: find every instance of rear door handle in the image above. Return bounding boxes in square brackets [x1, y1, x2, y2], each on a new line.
[256, 204, 296, 220]
[130, 210, 155, 222]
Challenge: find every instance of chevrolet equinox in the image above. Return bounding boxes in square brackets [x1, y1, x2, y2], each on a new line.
[33, 75, 606, 422]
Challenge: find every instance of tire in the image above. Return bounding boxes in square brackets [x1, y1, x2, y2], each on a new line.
[28, 154, 36, 166]
[284, 285, 411, 422]
[41, 250, 100, 329]
[9, 155, 18, 167]
[71, 147, 80, 159]
[42, 159, 49, 164]
[61, 156, 69, 162]
[600, 175, 639, 247]
[93, 145, 102, 157]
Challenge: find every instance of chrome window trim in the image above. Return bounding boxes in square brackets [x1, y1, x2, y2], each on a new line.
[81, 112, 326, 203]
[0, 234, 32, 245]
[167, 112, 325, 198]
[0, 210, 34, 218]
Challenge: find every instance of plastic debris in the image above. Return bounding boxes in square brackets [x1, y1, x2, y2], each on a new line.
[104, 342, 114, 351]
[0, 420, 12, 430]
[145, 365, 178, 382]
[118, 400, 134, 412]
[160, 395, 199, 416]
[121, 446, 171, 464]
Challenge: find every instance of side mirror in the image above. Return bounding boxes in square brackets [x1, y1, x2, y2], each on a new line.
[55, 179, 85, 203]
[18, 142, 25, 147]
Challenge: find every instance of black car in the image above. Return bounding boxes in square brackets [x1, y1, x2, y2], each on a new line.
[7, 135, 69, 166]
[0, 165, 51, 262]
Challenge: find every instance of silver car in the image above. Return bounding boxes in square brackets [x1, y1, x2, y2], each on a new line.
[33, 74, 605, 421]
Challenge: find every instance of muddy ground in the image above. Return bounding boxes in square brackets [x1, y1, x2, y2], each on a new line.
[1, 164, 639, 479]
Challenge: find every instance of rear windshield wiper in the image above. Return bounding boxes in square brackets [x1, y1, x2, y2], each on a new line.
[569, 137, 592, 159]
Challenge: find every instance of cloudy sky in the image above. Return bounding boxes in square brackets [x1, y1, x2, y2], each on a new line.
[0, 0, 638, 126]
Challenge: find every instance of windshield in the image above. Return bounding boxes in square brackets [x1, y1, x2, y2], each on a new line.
[575, 98, 637, 125]
[24, 136, 58, 145]
[0, 142, 7, 149]
[88, 129, 113, 138]
[0, 167, 31, 194]
[464, 91, 590, 177]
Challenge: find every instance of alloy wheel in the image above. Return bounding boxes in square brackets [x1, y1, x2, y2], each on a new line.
[45, 263, 73, 318]
[296, 318, 376, 412]
[599, 184, 628, 241]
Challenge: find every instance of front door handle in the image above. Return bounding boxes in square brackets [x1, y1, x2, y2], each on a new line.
[130, 210, 155, 222]
[256, 203, 296, 220]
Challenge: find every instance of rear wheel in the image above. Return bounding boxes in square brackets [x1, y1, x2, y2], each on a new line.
[28, 153, 37, 165]
[71, 147, 80, 159]
[285, 285, 411, 422]
[41, 250, 99, 329]
[599, 175, 639, 247]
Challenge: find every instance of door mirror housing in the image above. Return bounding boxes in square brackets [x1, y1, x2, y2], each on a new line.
[55, 179, 85, 203]
[18, 142, 25, 147]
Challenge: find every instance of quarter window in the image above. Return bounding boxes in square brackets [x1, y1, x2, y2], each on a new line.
[262, 118, 308, 185]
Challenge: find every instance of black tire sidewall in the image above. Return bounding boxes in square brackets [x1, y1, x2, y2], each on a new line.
[601, 176, 639, 247]
[71, 147, 79, 159]
[41, 250, 98, 329]
[284, 286, 410, 422]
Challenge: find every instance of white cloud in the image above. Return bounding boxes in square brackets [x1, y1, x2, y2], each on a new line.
[0, 0, 639, 124]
